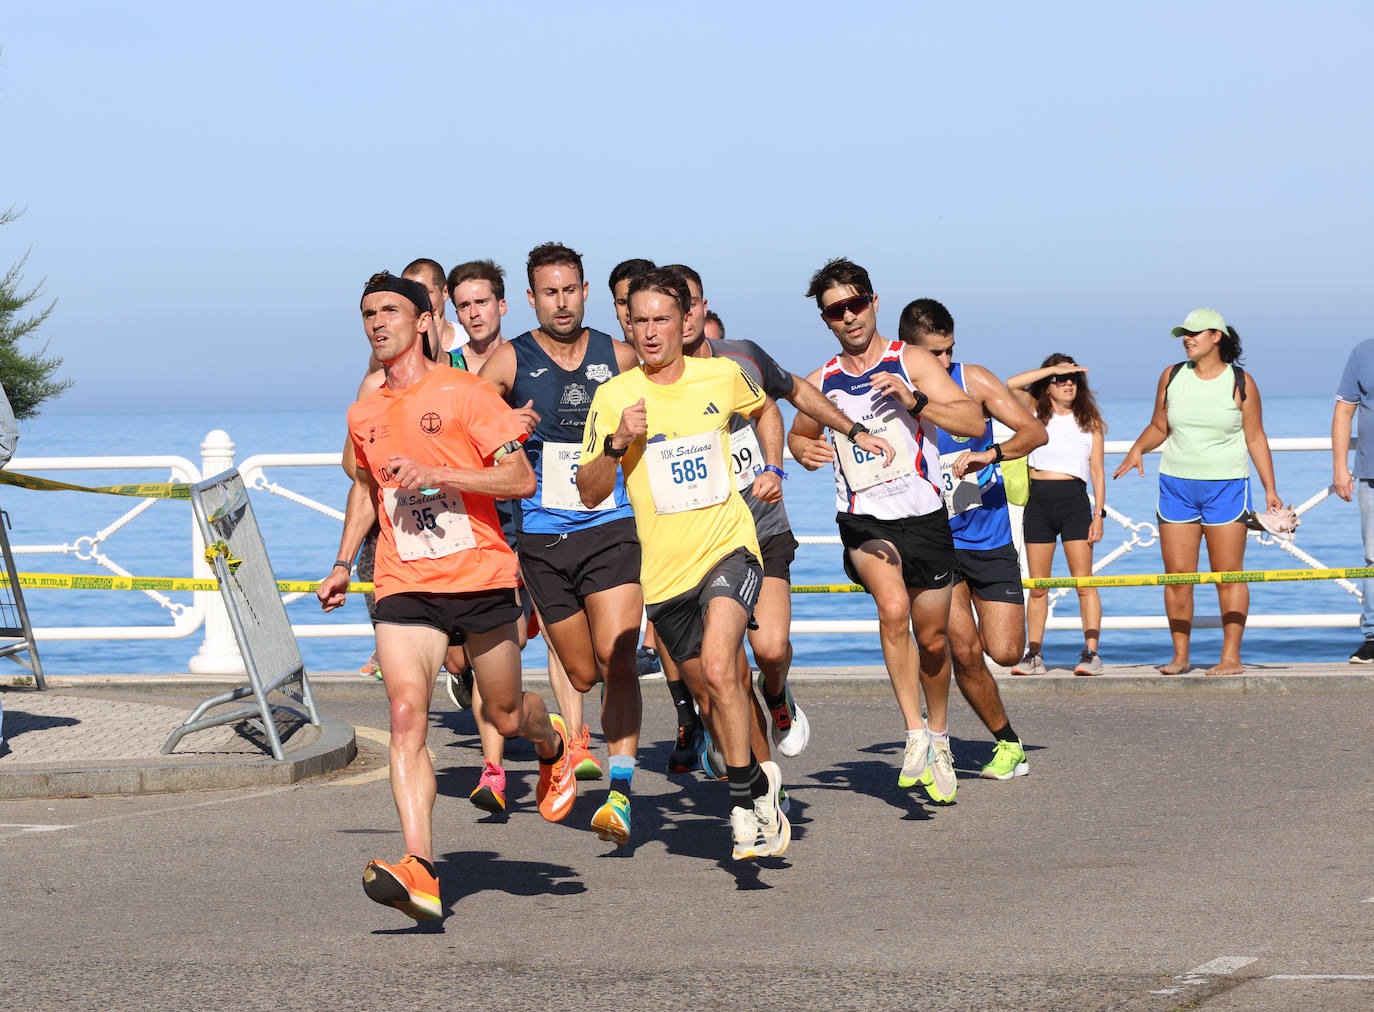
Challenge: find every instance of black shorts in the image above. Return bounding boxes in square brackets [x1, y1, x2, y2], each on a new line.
[1024, 478, 1091, 543]
[758, 531, 799, 582]
[837, 508, 955, 591]
[953, 543, 1024, 603]
[516, 517, 642, 625]
[373, 589, 522, 646]
[647, 547, 763, 664]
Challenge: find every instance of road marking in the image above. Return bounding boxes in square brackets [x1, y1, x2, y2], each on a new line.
[1266, 974, 1374, 981]
[1363, 896, 1374, 903]
[1148, 955, 1257, 996]
[1189, 956, 1258, 976]
[0, 823, 76, 833]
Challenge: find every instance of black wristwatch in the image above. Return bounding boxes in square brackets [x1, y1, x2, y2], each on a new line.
[990, 442, 1005, 463]
[847, 421, 869, 440]
[907, 390, 929, 417]
[603, 434, 629, 459]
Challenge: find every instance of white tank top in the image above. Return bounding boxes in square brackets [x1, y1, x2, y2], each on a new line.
[819, 340, 944, 519]
[1029, 411, 1092, 481]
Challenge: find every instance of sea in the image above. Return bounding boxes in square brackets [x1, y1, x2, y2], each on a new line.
[1, 396, 1362, 676]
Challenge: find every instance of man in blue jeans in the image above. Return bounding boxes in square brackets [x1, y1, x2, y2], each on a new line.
[1334, 339, 1374, 662]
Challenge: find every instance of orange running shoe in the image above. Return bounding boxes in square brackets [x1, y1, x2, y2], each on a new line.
[536, 714, 577, 822]
[362, 854, 441, 920]
[569, 723, 604, 781]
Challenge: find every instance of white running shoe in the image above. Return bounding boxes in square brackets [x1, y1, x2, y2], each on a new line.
[898, 728, 932, 788]
[761, 676, 811, 758]
[924, 736, 958, 803]
[755, 761, 790, 854]
[730, 806, 764, 860]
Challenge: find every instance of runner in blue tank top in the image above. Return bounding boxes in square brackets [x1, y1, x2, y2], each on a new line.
[899, 298, 1047, 783]
[480, 242, 644, 847]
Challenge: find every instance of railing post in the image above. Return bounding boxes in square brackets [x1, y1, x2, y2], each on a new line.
[188, 429, 246, 675]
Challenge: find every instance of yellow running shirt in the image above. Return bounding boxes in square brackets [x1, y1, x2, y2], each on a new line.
[583, 356, 765, 604]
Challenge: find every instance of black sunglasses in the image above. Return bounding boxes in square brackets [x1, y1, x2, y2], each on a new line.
[821, 294, 873, 322]
[1050, 373, 1082, 384]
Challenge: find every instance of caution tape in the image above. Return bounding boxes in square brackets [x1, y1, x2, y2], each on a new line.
[791, 567, 1374, 593]
[0, 572, 375, 594]
[0, 470, 192, 499]
[6, 567, 1371, 597]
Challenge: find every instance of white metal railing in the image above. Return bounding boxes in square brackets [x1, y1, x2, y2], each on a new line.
[3, 430, 1361, 672]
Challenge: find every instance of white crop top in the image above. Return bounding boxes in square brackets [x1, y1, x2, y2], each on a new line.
[1029, 411, 1092, 481]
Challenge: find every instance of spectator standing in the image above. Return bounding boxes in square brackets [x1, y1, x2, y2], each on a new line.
[1333, 339, 1374, 661]
[1007, 354, 1106, 675]
[1113, 309, 1281, 676]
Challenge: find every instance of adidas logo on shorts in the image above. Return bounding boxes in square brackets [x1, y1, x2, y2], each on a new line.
[711, 575, 730, 588]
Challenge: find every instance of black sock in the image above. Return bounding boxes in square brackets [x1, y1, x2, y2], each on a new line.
[539, 735, 565, 766]
[761, 682, 787, 712]
[667, 679, 700, 730]
[746, 759, 769, 800]
[726, 763, 753, 810]
[992, 722, 1019, 744]
[609, 776, 631, 796]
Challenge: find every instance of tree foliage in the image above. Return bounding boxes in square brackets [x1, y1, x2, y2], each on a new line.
[1, 207, 71, 419]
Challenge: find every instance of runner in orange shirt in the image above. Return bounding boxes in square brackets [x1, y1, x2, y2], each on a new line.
[318, 271, 575, 922]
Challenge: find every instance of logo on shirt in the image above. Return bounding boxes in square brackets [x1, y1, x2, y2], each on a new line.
[528, 368, 549, 378]
[585, 363, 613, 383]
[560, 383, 590, 408]
[419, 412, 443, 435]
[702, 402, 721, 415]
[367, 426, 377, 444]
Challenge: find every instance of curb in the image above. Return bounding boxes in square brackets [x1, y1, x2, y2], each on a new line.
[0, 717, 358, 801]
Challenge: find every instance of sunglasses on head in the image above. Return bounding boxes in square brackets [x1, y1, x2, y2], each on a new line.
[821, 294, 873, 322]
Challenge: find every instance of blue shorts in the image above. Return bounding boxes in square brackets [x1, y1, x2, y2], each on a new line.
[1157, 474, 1251, 526]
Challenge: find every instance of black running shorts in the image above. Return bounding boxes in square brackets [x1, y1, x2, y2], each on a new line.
[373, 589, 522, 646]
[758, 531, 799, 582]
[952, 543, 1024, 603]
[646, 547, 763, 664]
[837, 508, 955, 591]
[516, 517, 642, 625]
[1023, 478, 1091, 544]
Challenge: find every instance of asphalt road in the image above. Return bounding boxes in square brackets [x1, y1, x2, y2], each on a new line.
[1, 683, 1371, 1011]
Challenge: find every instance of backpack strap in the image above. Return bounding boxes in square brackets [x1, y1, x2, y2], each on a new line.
[1167, 360, 1247, 403]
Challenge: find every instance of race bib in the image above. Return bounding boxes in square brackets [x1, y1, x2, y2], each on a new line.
[729, 424, 765, 491]
[540, 441, 616, 512]
[939, 450, 986, 516]
[382, 486, 476, 562]
[646, 430, 731, 515]
[835, 413, 914, 491]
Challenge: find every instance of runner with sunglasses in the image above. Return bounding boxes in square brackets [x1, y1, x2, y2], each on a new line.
[788, 259, 984, 802]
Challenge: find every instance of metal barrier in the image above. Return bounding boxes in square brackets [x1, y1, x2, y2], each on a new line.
[2, 430, 1362, 669]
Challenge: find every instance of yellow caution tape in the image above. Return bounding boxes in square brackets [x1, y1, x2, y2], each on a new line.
[203, 540, 243, 573]
[0, 572, 374, 594]
[0, 470, 192, 499]
[792, 567, 1374, 593]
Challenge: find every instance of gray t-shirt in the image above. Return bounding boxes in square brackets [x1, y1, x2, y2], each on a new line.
[0, 385, 16, 469]
[707, 338, 793, 540]
[1336, 339, 1374, 478]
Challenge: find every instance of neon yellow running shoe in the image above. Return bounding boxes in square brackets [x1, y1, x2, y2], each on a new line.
[591, 790, 631, 845]
[979, 739, 1029, 780]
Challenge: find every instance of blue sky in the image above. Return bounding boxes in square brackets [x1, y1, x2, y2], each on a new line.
[4, 1, 1371, 420]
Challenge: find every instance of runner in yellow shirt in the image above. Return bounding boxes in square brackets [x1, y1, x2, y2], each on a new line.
[576, 268, 790, 862]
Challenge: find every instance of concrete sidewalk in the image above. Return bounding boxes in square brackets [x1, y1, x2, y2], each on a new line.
[1, 662, 1370, 801]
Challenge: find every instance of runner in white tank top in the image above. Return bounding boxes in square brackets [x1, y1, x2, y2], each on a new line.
[788, 258, 984, 805]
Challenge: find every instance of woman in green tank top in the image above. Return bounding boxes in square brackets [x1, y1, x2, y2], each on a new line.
[1113, 309, 1282, 676]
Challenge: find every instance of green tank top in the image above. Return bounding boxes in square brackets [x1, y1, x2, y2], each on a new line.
[448, 348, 468, 371]
[1160, 362, 1248, 479]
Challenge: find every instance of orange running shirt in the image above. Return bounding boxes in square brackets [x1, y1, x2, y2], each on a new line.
[348, 365, 527, 599]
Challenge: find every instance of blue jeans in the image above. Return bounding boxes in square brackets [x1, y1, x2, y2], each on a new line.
[1359, 479, 1374, 638]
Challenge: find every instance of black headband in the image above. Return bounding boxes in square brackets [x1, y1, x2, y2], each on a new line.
[361, 273, 432, 318]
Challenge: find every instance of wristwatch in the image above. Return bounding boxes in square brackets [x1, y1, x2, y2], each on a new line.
[990, 442, 1005, 463]
[847, 421, 869, 440]
[603, 434, 629, 459]
[907, 390, 929, 417]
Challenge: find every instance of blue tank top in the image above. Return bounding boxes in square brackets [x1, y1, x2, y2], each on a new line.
[937, 362, 1012, 550]
[508, 328, 632, 533]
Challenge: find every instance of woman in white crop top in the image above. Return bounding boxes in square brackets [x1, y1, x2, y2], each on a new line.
[1007, 354, 1107, 676]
